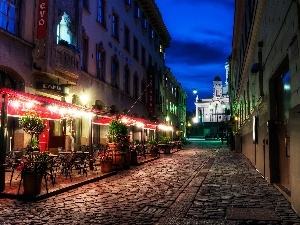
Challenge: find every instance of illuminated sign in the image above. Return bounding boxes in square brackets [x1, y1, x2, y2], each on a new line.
[36, 82, 64, 93]
[36, 0, 48, 39]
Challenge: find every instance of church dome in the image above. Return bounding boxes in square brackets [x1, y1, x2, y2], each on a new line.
[214, 75, 222, 81]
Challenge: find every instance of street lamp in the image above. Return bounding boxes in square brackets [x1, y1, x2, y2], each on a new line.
[193, 89, 197, 95]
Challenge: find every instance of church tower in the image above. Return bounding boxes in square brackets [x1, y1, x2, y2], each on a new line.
[213, 75, 222, 99]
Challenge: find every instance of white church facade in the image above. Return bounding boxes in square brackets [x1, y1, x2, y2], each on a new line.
[194, 63, 230, 137]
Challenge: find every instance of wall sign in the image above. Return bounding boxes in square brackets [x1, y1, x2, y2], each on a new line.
[147, 69, 155, 114]
[36, 82, 64, 93]
[36, 0, 48, 39]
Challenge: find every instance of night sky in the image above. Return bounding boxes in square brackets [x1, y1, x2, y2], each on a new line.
[156, 0, 235, 111]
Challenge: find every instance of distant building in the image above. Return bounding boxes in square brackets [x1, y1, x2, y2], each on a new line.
[192, 63, 230, 138]
[162, 67, 187, 139]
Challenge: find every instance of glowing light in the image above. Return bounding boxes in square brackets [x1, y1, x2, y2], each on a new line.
[192, 117, 198, 123]
[121, 118, 129, 125]
[25, 101, 34, 108]
[80, 92, 89, 105]
[11, 100, 20, 108]
[136, 122, 144, 128]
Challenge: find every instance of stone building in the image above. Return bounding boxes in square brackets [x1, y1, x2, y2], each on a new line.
[229, 0, 300, 215]
[0, 0, 182, 191]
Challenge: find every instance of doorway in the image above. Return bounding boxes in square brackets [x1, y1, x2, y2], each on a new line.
[270, 65, 291, 191]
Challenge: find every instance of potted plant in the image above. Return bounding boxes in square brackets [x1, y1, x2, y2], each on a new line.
[99, 151, 113, 173]
[18, 112, 48, 195]
[148, 139, 159, 157]
[16, 152, 50, 195]
[107, 118, 129, 170]
[107, 119, 128, 147]
[19, 111, 46, 153]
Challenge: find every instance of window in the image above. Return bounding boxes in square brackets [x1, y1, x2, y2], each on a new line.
[112, 12, 119, 40]
[0, 0, 19, 34]
[111, 55, 119, 88]
[133, 73, 139, 99]
[97, 0, 106, 26]
[83, 0, 89, 11]
[141, 45, 146, 66]
[134, 2, 140, 21]
[82, 35, 89, 72]
[124, 0, 131, 5]
[124, 65, 130, 94]
[141, 13, 147, 31]
[124, 25, 130, 52]
[149, 25, 154, 41]
[57, 12, 73, 44]
[96, 42, 106, 81]
[133, 36, 139, 60]
[124, 0, 131, 11]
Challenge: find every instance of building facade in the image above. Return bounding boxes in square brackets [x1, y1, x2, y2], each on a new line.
[0, 0, 182, 191]
[230, 0, 300, 215]
[194, 67, 230, 137]
[162, 67, 187, 139]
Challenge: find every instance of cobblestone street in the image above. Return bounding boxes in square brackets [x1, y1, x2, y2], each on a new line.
[0, 142, 299, 225]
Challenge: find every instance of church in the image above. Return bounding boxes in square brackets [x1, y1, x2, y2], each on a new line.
[194, 63, 230, 137]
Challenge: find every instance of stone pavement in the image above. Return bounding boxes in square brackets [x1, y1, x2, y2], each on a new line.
[0, 142, 299, 225]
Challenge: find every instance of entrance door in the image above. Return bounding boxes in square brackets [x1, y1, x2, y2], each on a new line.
[275, 70, 291, 190]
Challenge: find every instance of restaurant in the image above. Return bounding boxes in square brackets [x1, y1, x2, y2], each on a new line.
[0, 87, 174, 193]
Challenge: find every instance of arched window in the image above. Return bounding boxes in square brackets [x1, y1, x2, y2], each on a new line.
[57, 12, 72, 44]
[0, 70, 16, 89]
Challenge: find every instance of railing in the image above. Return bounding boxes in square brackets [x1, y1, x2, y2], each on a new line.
[53, 44, 80, 76]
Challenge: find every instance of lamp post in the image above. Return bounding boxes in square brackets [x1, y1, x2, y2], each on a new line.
[187, 122, 191, 139]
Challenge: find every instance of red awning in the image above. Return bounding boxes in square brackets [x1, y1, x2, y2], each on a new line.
[0, 87, 102, 119]
[93, 115, 158, 130]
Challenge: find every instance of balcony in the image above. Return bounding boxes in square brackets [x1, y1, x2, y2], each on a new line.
[52, 43, 80, 79]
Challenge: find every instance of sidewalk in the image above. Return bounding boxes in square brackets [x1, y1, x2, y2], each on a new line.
[158, 143, 300, 224]
[0, 148, 179, 201]
[0, 152, 160, 200]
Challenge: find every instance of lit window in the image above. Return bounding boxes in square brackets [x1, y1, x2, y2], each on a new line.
[159, 45, 163, 53]
[57, 12, 72, 44]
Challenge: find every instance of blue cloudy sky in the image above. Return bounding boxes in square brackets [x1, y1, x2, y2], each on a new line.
[156, 0, 235, 111]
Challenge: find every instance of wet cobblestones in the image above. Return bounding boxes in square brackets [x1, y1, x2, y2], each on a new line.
[0, 143, 299, 225]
